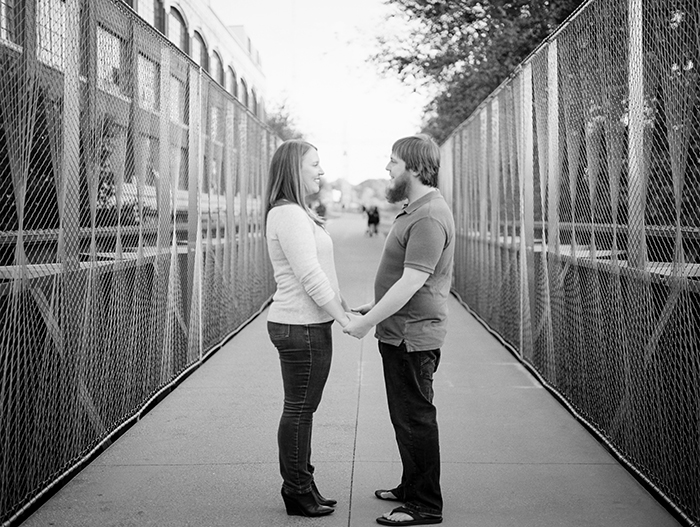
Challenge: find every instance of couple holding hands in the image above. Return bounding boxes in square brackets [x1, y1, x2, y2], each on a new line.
[264, 134, 455, 526]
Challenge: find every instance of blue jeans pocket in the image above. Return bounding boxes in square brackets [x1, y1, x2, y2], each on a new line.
[419, 355, 435, 381]
[268, 321, 290, 344]
[418, 351, 440, 402]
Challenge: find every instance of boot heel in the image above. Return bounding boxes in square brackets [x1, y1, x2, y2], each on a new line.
[281, 493, 303, 515]
[281, 489, 334, 517]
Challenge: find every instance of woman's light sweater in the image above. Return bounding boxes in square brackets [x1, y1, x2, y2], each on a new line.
[266, 203, 340, 325]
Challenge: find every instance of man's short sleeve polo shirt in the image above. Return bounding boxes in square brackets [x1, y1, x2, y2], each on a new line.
[374, 190, 455, 352]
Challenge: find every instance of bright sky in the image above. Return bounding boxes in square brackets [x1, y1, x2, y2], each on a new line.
[208, 0, 431, 185]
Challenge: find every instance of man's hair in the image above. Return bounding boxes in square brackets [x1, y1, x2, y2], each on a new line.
[264, 139, 321, 227]
[392, 134, 441, 188]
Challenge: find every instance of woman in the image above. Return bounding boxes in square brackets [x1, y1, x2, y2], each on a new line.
[264, 140, 350, 517]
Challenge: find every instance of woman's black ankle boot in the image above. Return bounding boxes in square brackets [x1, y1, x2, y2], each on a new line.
[311, 481, 337, 506]
[281, 488, 335, 517]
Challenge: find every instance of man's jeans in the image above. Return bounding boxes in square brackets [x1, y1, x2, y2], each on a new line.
[379, 341, 443, 516]
[268, 321, 333, 495]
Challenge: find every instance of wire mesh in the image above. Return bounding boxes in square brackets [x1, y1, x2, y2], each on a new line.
[442, 0, 699, 524]
[0, 1, 277, 524]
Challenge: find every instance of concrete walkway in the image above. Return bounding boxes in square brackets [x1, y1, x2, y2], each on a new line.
[22, 213, 681, 527]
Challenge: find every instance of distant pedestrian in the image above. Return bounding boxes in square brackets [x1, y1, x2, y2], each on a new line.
[343, 134, 455, 526]
[264, 140, 351, 517]
[366, 205, 380, 236]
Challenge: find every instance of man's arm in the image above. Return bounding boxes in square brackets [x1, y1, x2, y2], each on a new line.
[343, 267, 429, 339]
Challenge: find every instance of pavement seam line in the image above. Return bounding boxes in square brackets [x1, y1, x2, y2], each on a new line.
[347, 337, 365, 526]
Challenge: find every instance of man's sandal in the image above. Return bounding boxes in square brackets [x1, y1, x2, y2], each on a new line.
[376, 505, 443, 525]
[374, 488, 402, 501]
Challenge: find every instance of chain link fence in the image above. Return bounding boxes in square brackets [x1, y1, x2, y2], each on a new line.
[0, 1, 277, 524]
[440, 0, 699, 524]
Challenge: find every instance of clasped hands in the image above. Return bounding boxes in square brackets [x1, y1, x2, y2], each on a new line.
[342, 302, 373, 339]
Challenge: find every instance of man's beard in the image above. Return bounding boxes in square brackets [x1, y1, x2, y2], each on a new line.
[386, 172, 410, 203]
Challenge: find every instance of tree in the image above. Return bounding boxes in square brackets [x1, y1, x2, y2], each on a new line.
[265, 100, 305, 141]
[373, 0, 586, 143]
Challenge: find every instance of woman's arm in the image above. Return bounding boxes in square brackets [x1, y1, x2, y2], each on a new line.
[321, 294, 351, 327]
[274, 206, 349, 326]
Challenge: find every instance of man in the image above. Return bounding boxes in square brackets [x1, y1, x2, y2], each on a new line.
[344, 134, 455, 526]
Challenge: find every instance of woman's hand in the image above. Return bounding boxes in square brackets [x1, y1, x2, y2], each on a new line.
[342, 312, 373, 339]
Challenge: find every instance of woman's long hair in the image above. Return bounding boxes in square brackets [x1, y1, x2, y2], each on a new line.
[264, 139, 322, 228]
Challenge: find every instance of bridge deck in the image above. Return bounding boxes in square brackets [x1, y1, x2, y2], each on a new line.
[22, 213, 680, 527]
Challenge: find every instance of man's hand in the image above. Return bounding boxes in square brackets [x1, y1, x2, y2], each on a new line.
[343, 312, 373, 339]
[350, 302, 374, 315]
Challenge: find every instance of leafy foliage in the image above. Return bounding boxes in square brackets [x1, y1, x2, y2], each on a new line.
[374, 0, 586, 143]
[265, 100, 305, 141]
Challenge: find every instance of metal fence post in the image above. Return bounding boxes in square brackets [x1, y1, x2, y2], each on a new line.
[519, 63, 536, 358]
[628, 0, 647, 269]
[547, 41, 560, 254]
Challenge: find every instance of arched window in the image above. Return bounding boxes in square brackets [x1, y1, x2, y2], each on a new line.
[257, 96, 265, 120]
[191, 31, 208, 72]
[240, 77, 248, 108]
[154, 1, 166, 33]
[211, 51, 224, 85]
[227, 66, 238, 98]
[251, 89, 258, 117]
[168, 8, 188, 53]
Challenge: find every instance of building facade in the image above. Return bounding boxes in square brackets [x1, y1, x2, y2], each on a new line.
[0, 0, 273, 266]
[121, 0, 266, 119]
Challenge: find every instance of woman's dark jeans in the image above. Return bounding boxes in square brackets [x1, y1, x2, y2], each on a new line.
[267, 320, 333, 495]
[379, 341, 443, 516]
